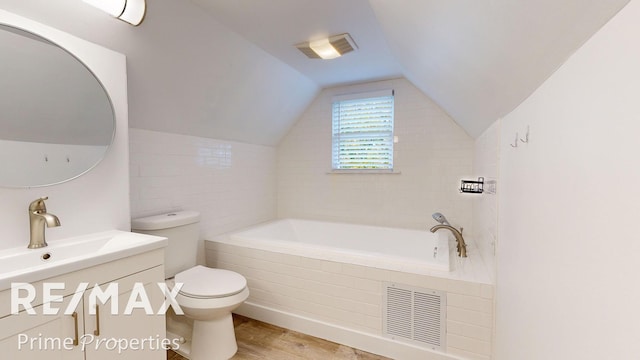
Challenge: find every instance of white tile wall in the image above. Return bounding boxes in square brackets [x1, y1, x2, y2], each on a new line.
[206, 241, 493, 359]
[129, 129, 277, 260]
[277, 78, 475, 231]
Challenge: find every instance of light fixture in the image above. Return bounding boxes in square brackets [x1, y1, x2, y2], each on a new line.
[296, 33, 358, 60]
[83, 0, 147, 26]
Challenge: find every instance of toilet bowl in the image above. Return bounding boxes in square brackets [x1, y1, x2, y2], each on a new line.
[170, 265, 249, 359]
[131, 211, 249, 360]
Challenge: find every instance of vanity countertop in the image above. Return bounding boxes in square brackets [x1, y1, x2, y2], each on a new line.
[0, 230, 167, 291]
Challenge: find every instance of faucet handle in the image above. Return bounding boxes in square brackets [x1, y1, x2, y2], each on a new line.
[29, 197, 49, 212]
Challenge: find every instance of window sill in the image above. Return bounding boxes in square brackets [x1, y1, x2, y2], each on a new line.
[326, 170, 402, 175]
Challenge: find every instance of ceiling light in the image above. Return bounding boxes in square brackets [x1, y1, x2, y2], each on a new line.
[309, 38, 341, 60]
[296, 33, 358, 60]
[83, 0, 146, 26]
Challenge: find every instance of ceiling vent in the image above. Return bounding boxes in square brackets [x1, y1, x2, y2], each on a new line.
[383, 283, 446, 351]
[296, 33, 358, 60]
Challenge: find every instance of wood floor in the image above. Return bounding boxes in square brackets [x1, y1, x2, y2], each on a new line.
[167, 315, 391, 360]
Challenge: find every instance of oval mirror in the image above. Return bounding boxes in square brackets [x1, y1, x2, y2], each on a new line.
[0, 24, 115, 188]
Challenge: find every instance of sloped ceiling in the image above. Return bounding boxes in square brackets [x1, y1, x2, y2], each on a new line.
[190, 0, 402, 87]
[0, 0, 629, 145]
[0, 0, 320, 146]
[369, 0, 630, 137]
[192, 0, 629, 138]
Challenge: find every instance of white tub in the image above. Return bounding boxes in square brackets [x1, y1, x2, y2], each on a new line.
[216, 218, 450, 273]
[206, 219, 493, 359]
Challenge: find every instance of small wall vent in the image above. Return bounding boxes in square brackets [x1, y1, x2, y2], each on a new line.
[383, 283, 446, 351]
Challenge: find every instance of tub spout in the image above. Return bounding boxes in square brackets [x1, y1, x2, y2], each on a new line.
[430, 224, 467, 258]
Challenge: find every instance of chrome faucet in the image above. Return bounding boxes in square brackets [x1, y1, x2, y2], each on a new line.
[430, 224, 467, 258]
[28, 197, 60, 249]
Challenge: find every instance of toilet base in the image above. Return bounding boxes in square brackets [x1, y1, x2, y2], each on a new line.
[190, 313, 238, 360]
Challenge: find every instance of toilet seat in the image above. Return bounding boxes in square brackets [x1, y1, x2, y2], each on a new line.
[175, 265, 247, 299]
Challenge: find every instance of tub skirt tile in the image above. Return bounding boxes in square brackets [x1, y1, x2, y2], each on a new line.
[206, 240, 493, 360]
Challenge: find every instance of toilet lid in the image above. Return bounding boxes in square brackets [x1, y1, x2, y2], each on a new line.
[175, 265, 247, 298]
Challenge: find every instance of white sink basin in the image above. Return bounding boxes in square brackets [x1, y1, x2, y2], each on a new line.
[0, 230, 167, 291]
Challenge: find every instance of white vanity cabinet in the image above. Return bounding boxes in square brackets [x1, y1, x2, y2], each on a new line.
[0, 293, 85, 360]
[0, 249, 166, 360]
[83, 268, 165, 360]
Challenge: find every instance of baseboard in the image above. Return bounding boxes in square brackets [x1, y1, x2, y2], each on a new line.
[166, 330, 191, 359]
[235, 301, 460, 360]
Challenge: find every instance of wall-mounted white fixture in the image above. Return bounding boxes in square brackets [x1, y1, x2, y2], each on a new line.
[82, 0, 146, 26]
[296, 33, 358, 59]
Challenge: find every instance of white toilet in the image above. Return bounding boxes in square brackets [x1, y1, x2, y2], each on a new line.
[131, 211, 249, 360]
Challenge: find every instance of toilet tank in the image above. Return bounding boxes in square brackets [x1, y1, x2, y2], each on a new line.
[131, 211, 200, 278]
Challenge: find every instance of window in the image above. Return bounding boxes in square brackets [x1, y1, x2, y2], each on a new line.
[332, 90, 395, 171]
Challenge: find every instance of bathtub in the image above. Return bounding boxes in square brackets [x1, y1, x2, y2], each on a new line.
[206, 219, 493, 359]
[218, 218, 450, 273]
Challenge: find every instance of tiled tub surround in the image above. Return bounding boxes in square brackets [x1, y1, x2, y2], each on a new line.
[129, 129, 277, 262]
[277, 78, 474, 232]
[206, 221, 493, 360]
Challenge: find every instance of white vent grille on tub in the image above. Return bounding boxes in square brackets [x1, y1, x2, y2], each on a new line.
[383, 283, 446, 351]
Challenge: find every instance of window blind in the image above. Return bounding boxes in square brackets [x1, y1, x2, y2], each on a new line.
[332, 92, 394, 170]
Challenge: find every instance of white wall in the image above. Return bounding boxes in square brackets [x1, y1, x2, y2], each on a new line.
[0, 0, 318, 146]
[130, 129, 277, 262]
[0, 10, 129, 250]
[472, 121, 500, 281]
[493, 1, 640, 358]
[278, 78, 474, 231]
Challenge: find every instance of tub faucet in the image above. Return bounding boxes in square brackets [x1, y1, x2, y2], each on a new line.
[430, 224, 467, 258]
[28, 197, 60, 249]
